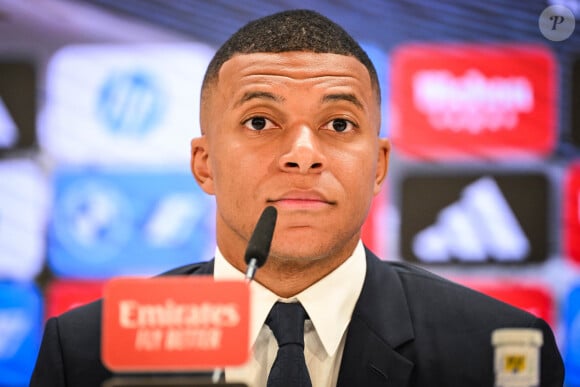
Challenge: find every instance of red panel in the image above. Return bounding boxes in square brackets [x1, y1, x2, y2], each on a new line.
[45, 280, 105, 320]
[102, 277, 250, 371]
[463, 281, 554, 326]
[564, 163, 580, 264]
[361, 186, 388, 256]
[390, 44, 556, 160]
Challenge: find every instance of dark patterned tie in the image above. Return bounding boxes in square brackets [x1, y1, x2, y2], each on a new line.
[266, 302, 312, 387]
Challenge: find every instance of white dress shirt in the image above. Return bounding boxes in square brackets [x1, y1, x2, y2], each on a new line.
[213, 241, 367, 387]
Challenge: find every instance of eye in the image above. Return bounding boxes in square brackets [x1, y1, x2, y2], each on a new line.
[243, 116, 275, 131]
[323, 118, 356, 133]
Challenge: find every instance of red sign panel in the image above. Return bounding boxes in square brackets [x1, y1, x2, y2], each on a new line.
[390, 44, 556, 159]
[564, 163, 580, 264]
[361, 187, 388, 255]
[45, 280, 105, 320]
[102, 277, 250, 371]
[462, 281, 554, 326]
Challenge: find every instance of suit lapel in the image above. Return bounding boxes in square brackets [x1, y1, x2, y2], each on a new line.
[337, 249, 415, 387]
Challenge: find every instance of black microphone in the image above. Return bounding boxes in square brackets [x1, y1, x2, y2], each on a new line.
[244, 206, 278, 281]
[212, 206, 277, 384]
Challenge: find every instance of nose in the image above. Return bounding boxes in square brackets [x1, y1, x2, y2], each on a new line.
[278, 125, 326, 174]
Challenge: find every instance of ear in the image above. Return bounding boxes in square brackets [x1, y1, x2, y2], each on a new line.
[373, 138, 390, 195]
[190, 136, 215, 195]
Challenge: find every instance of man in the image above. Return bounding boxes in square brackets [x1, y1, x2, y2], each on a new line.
[30, 9, 564, 387]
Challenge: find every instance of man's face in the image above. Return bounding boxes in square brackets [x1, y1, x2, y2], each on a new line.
[192, 51, 389, 268]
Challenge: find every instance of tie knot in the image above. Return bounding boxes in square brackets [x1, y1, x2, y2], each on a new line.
[266, 302, 308, 347]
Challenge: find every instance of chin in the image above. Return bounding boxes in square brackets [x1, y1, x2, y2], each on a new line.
[269, 238, 354, 265]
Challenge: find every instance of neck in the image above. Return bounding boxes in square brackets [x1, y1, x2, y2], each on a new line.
[227, 243, 356, 298]
[215, 216, 360, 297]
[255, 259, 341, 298]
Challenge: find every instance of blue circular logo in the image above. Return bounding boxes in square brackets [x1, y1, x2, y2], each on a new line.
[53, 180, 133, 263]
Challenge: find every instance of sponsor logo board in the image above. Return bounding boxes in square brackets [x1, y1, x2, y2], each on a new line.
[39, 44, 214, 165]
[0, 159, 49, 281]
[48, 169, 215, 278]
[102, 277, 250, 370]
[0, 62, 36, 152]
[564, 164, 580, 264]
[400, 171, 548, 264]
[390, 44, 556, 159]
[0, 282, 42, 385]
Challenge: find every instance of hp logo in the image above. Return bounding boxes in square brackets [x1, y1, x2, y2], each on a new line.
[97, 70, 165, 136]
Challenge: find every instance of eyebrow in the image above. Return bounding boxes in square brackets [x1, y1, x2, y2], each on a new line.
[235, 91, 285, 107]
[321, 93, 364, 110]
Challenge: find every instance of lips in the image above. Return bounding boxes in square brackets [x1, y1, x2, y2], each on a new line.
[268, 190, 335, 209]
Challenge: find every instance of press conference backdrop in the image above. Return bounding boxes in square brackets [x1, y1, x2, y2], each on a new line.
[0, 0, 579, 385]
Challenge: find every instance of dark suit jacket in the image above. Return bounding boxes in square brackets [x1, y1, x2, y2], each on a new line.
[30, 249, 564, 386]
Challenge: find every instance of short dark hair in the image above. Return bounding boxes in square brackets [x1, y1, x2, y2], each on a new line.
[201, 9, 380, 104]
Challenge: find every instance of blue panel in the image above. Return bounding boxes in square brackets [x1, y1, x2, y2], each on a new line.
[0, 159, 49, 281]
[48, 169, 216, 278]
[0, 282, 42, 387]
[565, 284, 580, 387]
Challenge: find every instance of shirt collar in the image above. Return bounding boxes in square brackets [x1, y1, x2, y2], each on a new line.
[213, 241, 367, 357]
